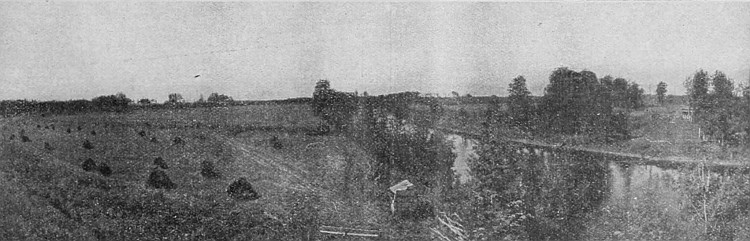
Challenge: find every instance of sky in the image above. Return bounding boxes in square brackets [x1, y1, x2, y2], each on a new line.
[1, 2, 749, 102]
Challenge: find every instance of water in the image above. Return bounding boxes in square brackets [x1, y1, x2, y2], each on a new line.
[445, 134, 476, 183]
[445, 133, 750, 240]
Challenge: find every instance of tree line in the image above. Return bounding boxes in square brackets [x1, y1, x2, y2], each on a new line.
[500, 67, 643, 141]
[0, 92, 261, 117]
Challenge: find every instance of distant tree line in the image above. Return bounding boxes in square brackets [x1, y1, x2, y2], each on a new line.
[497, 67, 643, 141]
[0, 91, 309, 117]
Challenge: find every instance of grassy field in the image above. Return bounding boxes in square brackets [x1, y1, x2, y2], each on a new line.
[0, 104, 390, 240]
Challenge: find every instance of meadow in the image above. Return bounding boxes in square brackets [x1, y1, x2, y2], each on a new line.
[0, 104, 388, 240]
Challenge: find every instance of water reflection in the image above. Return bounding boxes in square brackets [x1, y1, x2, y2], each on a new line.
[446, 134, 476, 183]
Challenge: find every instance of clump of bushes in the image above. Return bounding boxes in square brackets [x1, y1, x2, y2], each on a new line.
[227, 177, 260, 200]
[200, 160, 220, 179]
[146, 169, 175, 189]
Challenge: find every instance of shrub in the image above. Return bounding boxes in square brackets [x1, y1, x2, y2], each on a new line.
[146, 169, 175, 189]
[83, 140, 94, 149]
[21, 135, 31, 142]
[200, 160, 220, 179]
[77, 126, 82, 131]
[153, 157, 168, 169]
[138, 130, 146, 137]
[227, 177, 261, 201]
[82, 158, 97, 172]
[66, 128, 71, 133]
[91, 130, 96, 135]
[9, 134, 15, 140]
[172, 137, 184, 145]
[269, 136, 283, 149]
[98, 163, 112, 176]
[44, 142, 54, 151]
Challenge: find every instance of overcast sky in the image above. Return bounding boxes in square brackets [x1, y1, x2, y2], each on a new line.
[1, 2, 749, 102]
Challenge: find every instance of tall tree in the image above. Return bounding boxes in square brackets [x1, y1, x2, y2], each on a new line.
[685, 69, 710, 120]
[507, 75, 533, 130]
[656, 82, 668, 105]
[706, 71, 736, 143]
[627, 83, 644, 109]
[612, 78, 629, 107]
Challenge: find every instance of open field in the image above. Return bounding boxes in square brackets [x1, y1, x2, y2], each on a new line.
[0, 104, 390, 240]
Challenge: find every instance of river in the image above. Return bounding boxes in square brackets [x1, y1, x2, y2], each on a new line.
[445, 133, 750, 240]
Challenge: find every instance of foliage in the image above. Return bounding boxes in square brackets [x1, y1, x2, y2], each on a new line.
[91, 93, 132, 112]
[167, 93, 183, 104]
[311, 79, 358, 131]
[656, 81, 668, 104]
[207, 92, 233, 103]
[507, 75, 533, 130]
[539, 68, 629, 137]
[685, 69, 744, 144]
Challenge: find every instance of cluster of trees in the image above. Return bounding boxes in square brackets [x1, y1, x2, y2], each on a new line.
[685, 69, 748, 145]
[91, 93, 132, 112]
[311, 80, 358, 130]
[502, 67, 642, 140]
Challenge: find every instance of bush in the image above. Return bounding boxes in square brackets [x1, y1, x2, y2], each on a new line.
[91, 130, 96, 135]
[66, 128, 71, 133]
[44, 142, 54, 151]
[98, 163, 112, 177]
[146, 169, 176, 189]
[9, 134, 15, 140]
[138, 130, 146, 137]
[201, 160, 220, 179]
[83, 140, 94, 149]
[153, 157, 168, 169]
[82, 158, 97, 172]
[269, 136, 283, 149]
[172, 137, 184, 145]
[21, 135, 31, 142]
[227, 177, 261, 201]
